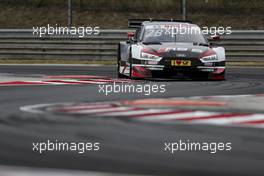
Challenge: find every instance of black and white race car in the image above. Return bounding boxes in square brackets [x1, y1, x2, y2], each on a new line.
[117, 19, 226, 80]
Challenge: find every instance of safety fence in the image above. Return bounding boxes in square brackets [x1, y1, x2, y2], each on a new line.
[0, 29, 263, 61]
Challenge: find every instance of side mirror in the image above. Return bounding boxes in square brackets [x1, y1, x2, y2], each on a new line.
[210, 34, 221, 41]
[208, 34, 221, 47]
[127, 32, 135, 40]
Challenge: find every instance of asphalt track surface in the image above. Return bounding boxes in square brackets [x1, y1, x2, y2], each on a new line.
[0, 65, 264, 176]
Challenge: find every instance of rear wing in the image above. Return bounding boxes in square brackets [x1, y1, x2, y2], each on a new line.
[128, 18, 192, 28]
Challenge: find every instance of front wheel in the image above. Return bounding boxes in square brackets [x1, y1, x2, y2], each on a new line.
[129, 54, 135, 79]
[117, 44, 127, 78]
[129, 62, 133, 79]
[117, 60, 127, 78]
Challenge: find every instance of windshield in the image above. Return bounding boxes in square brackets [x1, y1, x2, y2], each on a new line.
[142, 24, 207, 44]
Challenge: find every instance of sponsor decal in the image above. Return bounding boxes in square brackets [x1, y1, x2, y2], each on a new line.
[204, 62, 214, 66]
[176, 47, 188, 51]
[165, 47, 188, 52]
[171, 60, 191, 66]
[147, 60, 158, 65]
[176, 54, 187, 57]
[201, 54, 218, 62]
[201, 68, 214, 72]
[191, 48, 203, 53]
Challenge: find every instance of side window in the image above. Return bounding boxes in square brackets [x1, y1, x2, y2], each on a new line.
[136, 27, 142, 41]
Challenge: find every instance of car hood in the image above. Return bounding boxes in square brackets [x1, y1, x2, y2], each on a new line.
[141, 42, 211, 58]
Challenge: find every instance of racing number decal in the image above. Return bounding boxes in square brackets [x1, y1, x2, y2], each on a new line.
[145, 29, 164, 38]
[171, 60, 191, 66]
[154, 29, 163, 37]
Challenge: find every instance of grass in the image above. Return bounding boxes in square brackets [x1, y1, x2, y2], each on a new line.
[0, 0, 263, 29]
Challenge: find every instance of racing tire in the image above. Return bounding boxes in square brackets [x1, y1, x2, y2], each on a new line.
[117, 44, 127, 78]
[117, 60, 127, 78]
[129, 61, 133, 79]
[128, 50, 134, 79]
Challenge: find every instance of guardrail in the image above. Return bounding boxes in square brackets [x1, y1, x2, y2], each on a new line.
[0, 29, 263, 61]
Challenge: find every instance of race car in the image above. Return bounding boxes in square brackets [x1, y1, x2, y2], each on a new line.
[117, 19, 226, 80]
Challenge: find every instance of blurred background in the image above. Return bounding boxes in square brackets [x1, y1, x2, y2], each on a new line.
[0, 0, 263, 29]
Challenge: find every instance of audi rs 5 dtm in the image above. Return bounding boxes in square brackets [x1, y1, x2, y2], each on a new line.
[117, 19, 226, 80]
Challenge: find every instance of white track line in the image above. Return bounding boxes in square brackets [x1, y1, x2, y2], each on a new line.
[100, 109, 170, 116]
[0, 79, 128, 86]
[67, 107, 134, 114]
[0, 165, 147, 176]
[20, 103, 58, 114]
[136, 111, 220, 121]
[52, 104, 113, 112]
[43, 80, 105, 84]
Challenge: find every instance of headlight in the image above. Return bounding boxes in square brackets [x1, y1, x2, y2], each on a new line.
[141, 52, 162, 60]
[200, 54, 218, 62]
